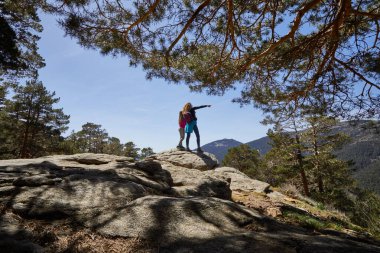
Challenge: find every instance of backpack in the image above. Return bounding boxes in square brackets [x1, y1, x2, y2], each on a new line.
[183, 112, 193, 123]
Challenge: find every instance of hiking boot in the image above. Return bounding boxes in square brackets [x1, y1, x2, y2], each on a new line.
[197, 148, 204, 153]
[177, 145, 185, 150]
[186, 147, 192, 152]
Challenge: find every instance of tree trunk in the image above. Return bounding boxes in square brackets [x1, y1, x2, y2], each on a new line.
[295, 133, 310, 196]
[318, 176, 324, 193]
[28, 109, 40, 157]
[20, 103, 33, 158]
[20, 125, 30, 158]
[312, 124, 324, 193]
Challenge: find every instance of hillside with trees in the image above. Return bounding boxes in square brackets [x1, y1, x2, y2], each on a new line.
[203, 120, 380, 194]
[64, 122, 155, 160]
[256, 120, 380, 194]
[222, 117, 380, 236]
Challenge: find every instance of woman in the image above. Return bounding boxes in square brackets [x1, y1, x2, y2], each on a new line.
[182, 102, 211, 152]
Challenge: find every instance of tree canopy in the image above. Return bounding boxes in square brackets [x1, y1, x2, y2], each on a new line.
[0, 80, 70, 158]
[45, 0, 380, 118]
[222, 144, 260, 177]
[0, 0, 45, 80]
[65, 123, 153, 160]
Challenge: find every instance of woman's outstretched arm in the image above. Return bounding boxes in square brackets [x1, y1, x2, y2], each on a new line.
[192, 105, 211, 110]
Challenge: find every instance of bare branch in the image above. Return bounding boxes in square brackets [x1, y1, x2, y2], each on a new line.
[335, 57, 380, 90]
[240, 0, 324, 72]
[351, 9, 380, 19]
[374, 20, 379, 48]
[227, 0, 238, 49]
[166, 0, 212, 60]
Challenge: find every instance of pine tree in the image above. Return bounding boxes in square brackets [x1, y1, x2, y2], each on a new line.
[303, 116, 351, 195]
[351, 189, 380, 236]
[3, 80, 69, 158]
[68, 122, 109, 153]
[263, 124, 310, 196]
[0, 85, 6, 107]
[222, 144, 260, 178]
[0, 84, 16, 158]
[45, 0, 380, 119]
[262, 108, 356, 199]
[65, 125, 144, 159]
[123, 141, 140, 161]
[104, 137, 123, 156]
[0, 0, 44, 80]
[60, 130, 79, 155]
[263, 109, 311, 196]
[139, 147, 155, 160]
[262, 129, 299, 187]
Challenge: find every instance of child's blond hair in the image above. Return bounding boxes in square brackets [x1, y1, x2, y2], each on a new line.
[182, 102, 192, 114]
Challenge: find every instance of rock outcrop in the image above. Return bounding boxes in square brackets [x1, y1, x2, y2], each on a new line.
[153, 150, 219, 171]
[0, 151, 379, 253]
[205, 166, 271, 193]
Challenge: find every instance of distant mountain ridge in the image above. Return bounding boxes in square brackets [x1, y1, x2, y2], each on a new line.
[201, 139, 243, 162]
[202, 120, 380, 194]
[246, 136, 272, 154]
[201, 137, 271, 163]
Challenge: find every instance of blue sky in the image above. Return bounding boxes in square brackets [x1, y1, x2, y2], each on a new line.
[37, 13, 269, 152]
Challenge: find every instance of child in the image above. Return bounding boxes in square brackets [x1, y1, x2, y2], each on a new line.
[177, 110, 186, 150]
[182, 102, 211, 152]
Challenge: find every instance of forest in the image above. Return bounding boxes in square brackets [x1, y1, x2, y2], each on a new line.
[0, 81, 154, 160]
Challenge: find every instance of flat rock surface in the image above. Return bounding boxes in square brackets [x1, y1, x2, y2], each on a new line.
[152, 150, 218, 170]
